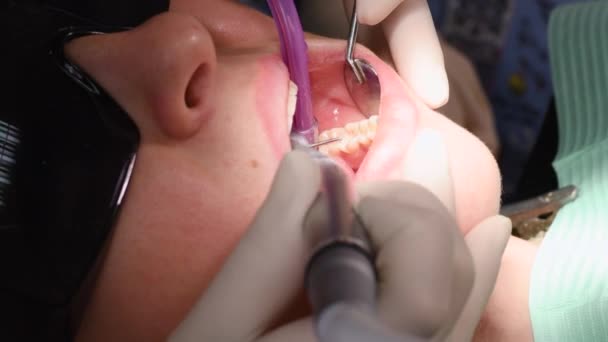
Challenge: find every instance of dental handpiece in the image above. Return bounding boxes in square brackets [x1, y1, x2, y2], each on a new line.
[291, 134, 423, 342]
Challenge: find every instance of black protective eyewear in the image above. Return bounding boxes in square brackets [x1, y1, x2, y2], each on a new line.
[0, 2, 168, 339]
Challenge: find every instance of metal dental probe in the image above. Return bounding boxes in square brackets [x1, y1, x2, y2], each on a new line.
[308, 137, 342, 148]
[344, 0, 382, 118]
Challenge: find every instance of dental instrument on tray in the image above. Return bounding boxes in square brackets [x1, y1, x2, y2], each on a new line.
[344, 0, 382, 119]
[500, 185, 578, 239]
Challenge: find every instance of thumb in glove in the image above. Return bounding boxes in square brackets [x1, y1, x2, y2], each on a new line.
[357, 129, 510, 341]
[401, 129, 511, 341]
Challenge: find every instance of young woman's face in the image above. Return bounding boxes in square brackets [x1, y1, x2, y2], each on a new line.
[66, 1, 501, 340]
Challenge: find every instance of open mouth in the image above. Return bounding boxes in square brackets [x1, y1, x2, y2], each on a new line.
[303, 42, 419, 181]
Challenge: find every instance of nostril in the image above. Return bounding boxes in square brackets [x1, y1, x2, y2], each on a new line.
[185, 64, 211, 109]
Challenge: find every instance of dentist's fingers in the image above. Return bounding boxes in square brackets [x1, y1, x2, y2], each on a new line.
[343, 0, 404, 25]
[259, 318, 316, 342]
[169, 151, 321, 342]
[383, 0, 449, 108]
[355, 182, 474, 338]
[355, 126, 455, 243]
[355, 127, 473, 338]
[446, 215, 511, 341]
[401, 128, 455, 215]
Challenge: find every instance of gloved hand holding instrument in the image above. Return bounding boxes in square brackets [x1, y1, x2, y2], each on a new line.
[342, 0, 449, 109]
[169, 128, 511, 341]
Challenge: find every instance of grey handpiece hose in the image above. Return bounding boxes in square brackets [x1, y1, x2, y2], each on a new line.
[302, 150, 426, 342]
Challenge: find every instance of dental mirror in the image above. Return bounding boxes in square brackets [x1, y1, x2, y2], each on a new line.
[344, 1, 382, 118]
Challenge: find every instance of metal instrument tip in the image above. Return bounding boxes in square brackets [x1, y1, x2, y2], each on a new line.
[308, 137, 341, 148]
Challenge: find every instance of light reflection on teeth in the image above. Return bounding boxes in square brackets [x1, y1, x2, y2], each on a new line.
[317, 115, 379, 159]
[357, 120, 368, 134]
[358, 134, 371, 146]
[342, 140, 359, 154]
[368, 115, 378, 130]
[367, 130, 376, 141]
[287, 81, 298, 132]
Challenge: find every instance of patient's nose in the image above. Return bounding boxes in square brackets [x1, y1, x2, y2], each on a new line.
[65, 12, 217, 140]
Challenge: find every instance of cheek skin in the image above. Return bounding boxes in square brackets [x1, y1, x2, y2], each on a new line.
[418, 107, 502, 234]
[76, 147, 278, 342]
[76, 58, 289, 342]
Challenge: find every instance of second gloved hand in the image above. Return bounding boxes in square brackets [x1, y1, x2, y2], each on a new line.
[357, 129, 511, 341]
[343, 0, 449, 108]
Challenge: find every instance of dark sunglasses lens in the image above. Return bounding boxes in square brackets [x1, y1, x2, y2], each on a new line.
[0, 24, 139, 309]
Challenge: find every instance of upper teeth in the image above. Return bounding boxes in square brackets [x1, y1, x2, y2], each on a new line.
[287, 81, 298, 133]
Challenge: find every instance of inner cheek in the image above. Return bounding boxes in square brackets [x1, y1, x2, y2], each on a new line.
[253, 55, 292, 158]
